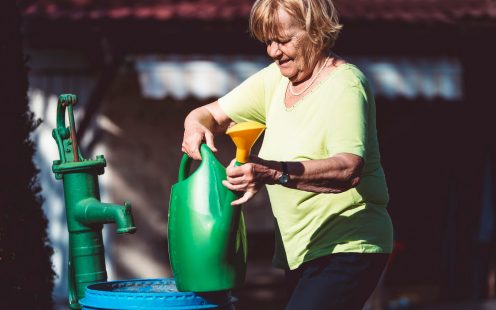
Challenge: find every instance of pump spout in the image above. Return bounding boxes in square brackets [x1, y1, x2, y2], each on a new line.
[75, 198, 136, 234]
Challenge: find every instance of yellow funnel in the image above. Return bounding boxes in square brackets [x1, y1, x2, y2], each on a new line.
[226, 121, 266, 164]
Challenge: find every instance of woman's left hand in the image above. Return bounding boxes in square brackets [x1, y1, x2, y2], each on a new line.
[222, 156, 274, 206]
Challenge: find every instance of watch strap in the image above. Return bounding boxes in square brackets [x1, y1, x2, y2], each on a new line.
[278, 161, 289, 184]
[281, 161, 288, 175]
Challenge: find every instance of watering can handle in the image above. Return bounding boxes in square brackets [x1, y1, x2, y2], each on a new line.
[178, 153, 193, 182]
[178, 144, 213, 182]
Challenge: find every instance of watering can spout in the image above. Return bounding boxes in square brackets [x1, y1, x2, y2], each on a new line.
[226, 121, 266, 164]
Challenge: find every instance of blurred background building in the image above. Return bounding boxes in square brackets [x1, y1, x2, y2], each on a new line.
[16, 0, 496, 308]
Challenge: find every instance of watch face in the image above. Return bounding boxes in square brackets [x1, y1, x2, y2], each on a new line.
[279, 174, 289, 184]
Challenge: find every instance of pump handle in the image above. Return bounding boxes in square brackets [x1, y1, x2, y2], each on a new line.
[56, 94, 77, 129]
[55, 94, 81, 162]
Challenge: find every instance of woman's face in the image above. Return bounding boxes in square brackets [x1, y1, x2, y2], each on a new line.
[266, 9, 309, 83]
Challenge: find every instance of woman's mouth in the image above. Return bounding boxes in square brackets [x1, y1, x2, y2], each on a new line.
[278, 58, 291, 67]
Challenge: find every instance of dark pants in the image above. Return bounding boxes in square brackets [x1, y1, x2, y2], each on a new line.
[285, 253, 389, 310]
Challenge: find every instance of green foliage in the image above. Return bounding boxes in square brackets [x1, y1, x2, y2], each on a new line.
[0, 1, 55, 308]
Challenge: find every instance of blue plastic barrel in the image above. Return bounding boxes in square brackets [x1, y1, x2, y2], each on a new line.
[80, 278, 236, 309]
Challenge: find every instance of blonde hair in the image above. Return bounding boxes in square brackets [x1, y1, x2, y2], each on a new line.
[249, 0, 342, 67]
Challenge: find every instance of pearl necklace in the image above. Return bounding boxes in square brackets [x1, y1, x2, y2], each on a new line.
[288, 56, 330, 96]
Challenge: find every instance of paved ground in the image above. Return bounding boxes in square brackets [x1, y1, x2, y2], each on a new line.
[55, 287, 496, 310]
[52, 233, 496, 310]
[232, 261, 287, 310]
[419, 300, 496, 310]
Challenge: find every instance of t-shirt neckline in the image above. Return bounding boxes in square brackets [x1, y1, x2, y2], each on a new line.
[282, 63, 352, 111]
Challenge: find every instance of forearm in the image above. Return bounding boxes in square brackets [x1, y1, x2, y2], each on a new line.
[253, 154, 363, 193]
[224, 153, 362, 205]
[288, 155, 362, 193]
[184, 103, 230, 134]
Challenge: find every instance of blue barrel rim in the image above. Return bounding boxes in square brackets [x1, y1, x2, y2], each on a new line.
[80, 278, 236, 310]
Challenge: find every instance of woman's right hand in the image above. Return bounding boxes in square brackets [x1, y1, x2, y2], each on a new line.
[181, 101, 231, 160]
[181, 122, 217, 160]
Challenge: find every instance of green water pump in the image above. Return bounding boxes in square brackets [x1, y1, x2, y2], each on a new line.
[52, 94, 136, 309]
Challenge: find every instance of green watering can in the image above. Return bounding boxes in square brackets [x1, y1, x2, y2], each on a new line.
[168, 122, 266, 292]
[168, 144, 247, 292]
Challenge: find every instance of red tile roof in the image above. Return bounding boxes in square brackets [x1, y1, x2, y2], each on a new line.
[336, 0, 496, 23]
[20, 0, 253, 21]
[20, 0, 496, 23]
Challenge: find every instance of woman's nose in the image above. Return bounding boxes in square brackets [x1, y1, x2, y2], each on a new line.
[267, 42, 281, 58]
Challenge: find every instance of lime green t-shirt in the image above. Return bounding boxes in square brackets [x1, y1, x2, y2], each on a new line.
[219, 62, 393, 270]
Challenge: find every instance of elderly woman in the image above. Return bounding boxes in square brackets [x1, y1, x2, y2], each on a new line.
[181, 0, 393, 308]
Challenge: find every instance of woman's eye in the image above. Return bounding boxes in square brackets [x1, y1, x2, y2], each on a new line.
[265, 38, 290, 46]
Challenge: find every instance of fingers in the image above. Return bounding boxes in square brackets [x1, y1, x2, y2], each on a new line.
[223, 165, 254, 190]
[225, 163, 255, 182]
[231, 191, 255, 206]
[223, 162, 259, 205]
[181, 125, 217, 160]
[181, 140, 202, 160]
[222, 179, 248, 192]
[222, 179, 256, 205]
[204, 131, 218, 153]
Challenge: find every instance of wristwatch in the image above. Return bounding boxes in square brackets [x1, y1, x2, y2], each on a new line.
[278, 161, 289, 185]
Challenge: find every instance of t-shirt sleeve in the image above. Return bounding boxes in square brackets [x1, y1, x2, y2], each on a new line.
[218, 66, 270, 124]
[326, 84, 369, 158]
